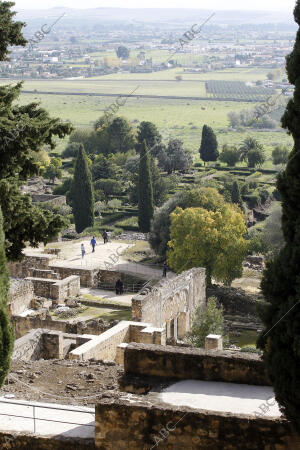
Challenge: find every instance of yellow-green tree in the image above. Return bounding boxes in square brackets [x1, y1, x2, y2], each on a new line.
[167, 205, 248, 285]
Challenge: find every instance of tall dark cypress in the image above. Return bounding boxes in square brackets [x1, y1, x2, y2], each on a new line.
[231, 181, 243, 210]
[257, 1, 300, 432]
[199, 125, 219, 166]
[72, 145, 94, 233]
[138, 140, 154, 232]
[0, 207, 13, 388]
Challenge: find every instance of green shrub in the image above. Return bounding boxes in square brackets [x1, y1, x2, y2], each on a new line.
[187, 297, 225, 348]
[244, 193, 260, 209]
[241, 345, 262, 354]
[248, 181, 258, 189]
[115, 216, 139, 231]
[259, 189, 270, 205]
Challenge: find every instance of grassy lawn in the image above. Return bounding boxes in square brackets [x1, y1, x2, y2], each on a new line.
[229, 329, 259, 348]
[121, 240, 154, 263]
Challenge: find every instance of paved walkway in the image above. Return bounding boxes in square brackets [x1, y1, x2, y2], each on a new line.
[80, 287, 133, 306]
[159, 380, 281, 417]
[0, 397, 94, 438]
[25, 240, 164, 280]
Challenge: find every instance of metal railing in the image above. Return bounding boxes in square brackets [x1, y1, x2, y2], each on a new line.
[98, 278, 155, 294]
[0, 399, 94, 434]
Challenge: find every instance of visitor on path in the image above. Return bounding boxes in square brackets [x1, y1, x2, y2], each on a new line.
[115, 279, 124, 295]
[90, 236, 97, 253]
[163, 261, 168, 278]
[103, 230, 108, 244]
[81, 243, 86, 259]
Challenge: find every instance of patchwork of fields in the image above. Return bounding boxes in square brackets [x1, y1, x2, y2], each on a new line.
[1, 66, 293, 161]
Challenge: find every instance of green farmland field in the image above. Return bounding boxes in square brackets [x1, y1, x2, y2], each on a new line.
[1, 65, 292, 163]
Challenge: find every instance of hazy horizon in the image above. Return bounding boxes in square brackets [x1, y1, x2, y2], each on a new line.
[13, 0, 295, 12]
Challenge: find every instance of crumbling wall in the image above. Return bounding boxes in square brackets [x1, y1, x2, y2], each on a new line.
[123, 343, 269, 386]
[69, 322, 165, 362]
[12, 315, 113, 339]
[8, 254, 57, 278]
[8, 279, 34, 315]
[132, 268, 206, 338]
[25, 275, 80, 301]
[50, 266, 98, 288]
[12, 329, 43, 361]
[32, 194, 66, 206]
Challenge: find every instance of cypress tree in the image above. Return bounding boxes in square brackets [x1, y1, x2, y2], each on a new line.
[257, 1, 300, 432]
[231, 181, 244, 210]
[199, 125, 219, 166]
[0, 207, 14, 388]
[138, 140, 154, 232]
[72, 145, 94, 233]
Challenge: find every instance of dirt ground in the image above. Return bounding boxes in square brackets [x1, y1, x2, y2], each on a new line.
[0, 359, 122, 407]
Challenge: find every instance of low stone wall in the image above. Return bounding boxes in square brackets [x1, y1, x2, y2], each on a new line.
[30, 269, 60, 279]
[13, 316, 67, 339]
[123, 343, 269, 386]
[8, 254, 57, 278]
[69, 321, 131, 361]
[95, 396, 300, 450]
[12, 315, 113, 339]
[51, 275, 80, 302]
[50, 265, 98, 288]
[69, 321, 165, 363]
[0, 432, 95, 449]
[25, 275, 80, 301]
[12, 329, 97, 361]
[12, 329, 43, 361]
[32, 194, 66, 206]
[8, 279, 34, 315]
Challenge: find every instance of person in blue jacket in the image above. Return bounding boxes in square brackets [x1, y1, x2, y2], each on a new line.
[90, 236, 97, 253]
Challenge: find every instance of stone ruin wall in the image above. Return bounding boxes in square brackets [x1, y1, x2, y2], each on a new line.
[132, 267, 206, 340]
[95, 396, 299, 450]
[8, 279, 34, 315]
[69, 321, 166, 363]
[123, 343, 269, 386]
[95, 344, 300, 449]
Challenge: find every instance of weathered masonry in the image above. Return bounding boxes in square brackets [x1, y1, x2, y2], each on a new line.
[132, 268, 206, 340]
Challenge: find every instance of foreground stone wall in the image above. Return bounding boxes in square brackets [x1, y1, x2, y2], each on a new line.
[132, 268, 206, 339]
[95, 396, 300, 450]
[0, 432, 94, 449]
[123, 343, 269, 386]
[8, 279, 34, 315]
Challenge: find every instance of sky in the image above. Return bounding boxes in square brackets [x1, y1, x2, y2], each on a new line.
[13, 0, 296, 12]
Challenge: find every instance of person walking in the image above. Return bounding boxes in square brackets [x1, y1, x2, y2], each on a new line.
[103, 230, 108, 244]
[115, 279, 124, 295]
[162, 261, 168, 278]
[81, 243, 86, 259]
[90, 236, 97, 253]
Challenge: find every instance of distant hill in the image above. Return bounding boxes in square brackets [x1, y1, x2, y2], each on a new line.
[15, 7, 295, 27]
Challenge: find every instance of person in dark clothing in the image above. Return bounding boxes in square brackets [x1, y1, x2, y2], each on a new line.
[115, 279, 124, 295]
[90, 236, 97, 253]
[163, 261, 168, 278]
[103, 230, 108, 244]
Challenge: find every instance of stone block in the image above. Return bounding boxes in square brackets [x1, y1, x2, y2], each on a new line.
[205, 334, 223, 351]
